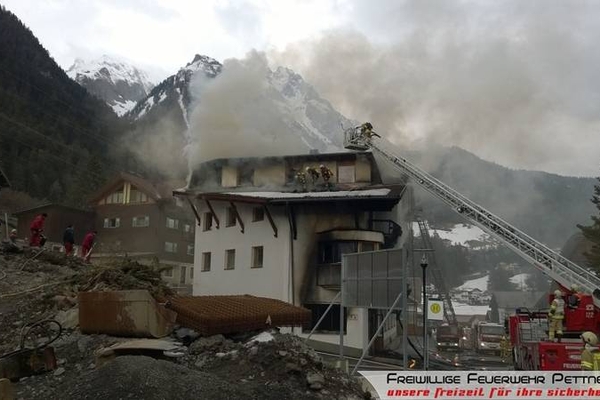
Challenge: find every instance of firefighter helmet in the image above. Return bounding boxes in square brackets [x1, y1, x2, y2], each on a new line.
[554, 290, 562, 298]
[581, 331, 598, 346]
[570, 284, 579, 292]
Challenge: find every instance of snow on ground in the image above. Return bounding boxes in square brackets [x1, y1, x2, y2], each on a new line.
[456, 275, 489, 292]
[452, 301, 491, 316]
[509, 273, 530, 290]
[413, 222, 495, 247]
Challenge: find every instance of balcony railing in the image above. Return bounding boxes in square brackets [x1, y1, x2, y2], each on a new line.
[316, 262, 341, 288]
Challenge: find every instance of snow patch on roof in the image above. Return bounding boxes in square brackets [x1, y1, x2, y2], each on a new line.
[452, 302, 491, 316]
[224, 189, 391, 199]
[456, 275, 489, 292]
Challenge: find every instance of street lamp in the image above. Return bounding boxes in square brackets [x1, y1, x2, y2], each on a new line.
[420, 254, 429, 370]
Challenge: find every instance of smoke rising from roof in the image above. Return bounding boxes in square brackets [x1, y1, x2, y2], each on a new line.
[270, 1, 600, 177]
[186, 50, 307, 171]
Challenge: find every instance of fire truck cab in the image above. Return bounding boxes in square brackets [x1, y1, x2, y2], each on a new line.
[436, 324, 462, 352]
[474, 322, 505, 355]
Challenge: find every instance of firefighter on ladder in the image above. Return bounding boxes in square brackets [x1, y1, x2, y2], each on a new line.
[580, 331, 600, 371]
[359, 122, 380, 139]
[548, 289, 565, 342]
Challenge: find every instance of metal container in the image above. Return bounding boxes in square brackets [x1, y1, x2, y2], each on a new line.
[78, 290, 177, 338]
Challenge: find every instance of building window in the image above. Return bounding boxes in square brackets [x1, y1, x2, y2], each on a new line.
[165, 242, 178, 253]
[103, 217, 120, 228]
[225, 249, 235, 270]
[318, 241, 358, 264]
[337, 164, 356, 183]
[252, 246, 264, 268]
[202, 252, 211, 271]
[304, 304, 347, 334]
[132, 215, 150, 227]
[166, 217, 179, 229]
[187, 244, 194, 256]
[184, 223, 192, 233]
[180, 266, 187, 284]
[203, 212, 212, 231]
[360, 242, 376, 252]
[225, 207, 236, 227]
[163, 267, 173, 277]
[129, 187, 147, 203]
[252, 207, 264, 222]
[105, 186, 124, 204]
[190, 267, 194, 280]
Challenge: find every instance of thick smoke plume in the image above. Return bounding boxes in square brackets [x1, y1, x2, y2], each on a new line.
[270, 1, 600, 177]
[186, 50, 306, 169]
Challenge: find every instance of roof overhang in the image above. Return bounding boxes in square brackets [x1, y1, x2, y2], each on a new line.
[175, 185, 405, 207]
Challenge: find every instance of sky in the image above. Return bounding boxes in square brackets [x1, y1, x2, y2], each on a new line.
[3, 0, 600, 177]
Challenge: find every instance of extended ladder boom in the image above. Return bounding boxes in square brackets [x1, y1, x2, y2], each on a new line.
[344, 127, 600, 308]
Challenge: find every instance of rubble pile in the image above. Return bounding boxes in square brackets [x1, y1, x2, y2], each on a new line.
[178, 331, 367, 399]
[1, 252, 370, 400]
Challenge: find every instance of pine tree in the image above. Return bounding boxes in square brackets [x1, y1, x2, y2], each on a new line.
[577, 175, 600, 270]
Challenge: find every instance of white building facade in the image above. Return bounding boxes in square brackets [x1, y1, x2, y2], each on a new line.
[177, 152, 412, 352]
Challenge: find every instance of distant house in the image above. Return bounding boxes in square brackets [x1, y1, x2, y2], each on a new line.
[489, 291, 547, 323]
[14, 204, 94, 251]
[88, 172, 196, 294]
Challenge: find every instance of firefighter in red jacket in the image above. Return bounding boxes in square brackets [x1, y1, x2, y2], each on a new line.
[81, 230, 97, 263]
[29, 213, 47, 247]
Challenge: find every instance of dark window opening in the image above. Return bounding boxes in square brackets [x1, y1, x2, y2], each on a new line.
[303, 304, 347, 334]
[318, 241, 358, 264]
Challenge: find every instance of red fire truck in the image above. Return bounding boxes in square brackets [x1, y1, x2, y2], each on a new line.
[436, 324, 462, 352]
[508, 287, 600, 370]
[474, 322, 505, 355]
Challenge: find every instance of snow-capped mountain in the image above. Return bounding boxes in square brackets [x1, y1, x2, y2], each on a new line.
[127, 54, 354, 152]
[67, 55, 155, 116]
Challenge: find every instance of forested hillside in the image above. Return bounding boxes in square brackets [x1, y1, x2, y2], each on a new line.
[0, 7, 132, 207]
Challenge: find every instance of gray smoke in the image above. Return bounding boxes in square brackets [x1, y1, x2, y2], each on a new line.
[270, 0, 600, 177]
[186, 50, 307, 170]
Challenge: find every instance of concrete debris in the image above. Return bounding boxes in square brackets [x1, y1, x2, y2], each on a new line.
[54, 308, 79, 330]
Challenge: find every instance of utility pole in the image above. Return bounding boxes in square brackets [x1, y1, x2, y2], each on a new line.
[421, 254, 429, 370]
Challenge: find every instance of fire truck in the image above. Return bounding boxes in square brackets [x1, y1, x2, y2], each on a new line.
[344, 124, 600, 370]
[473, 322, 505, 355]
[436, 324, 462, 352]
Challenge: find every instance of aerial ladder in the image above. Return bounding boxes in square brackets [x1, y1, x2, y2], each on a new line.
[344, 124, 600, 309]
[414, 216, 458, 326]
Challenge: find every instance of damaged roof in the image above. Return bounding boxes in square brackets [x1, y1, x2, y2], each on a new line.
[88, 172, 184, 203]
[165, 295, 311, 336]
[181, 185, 405, 206]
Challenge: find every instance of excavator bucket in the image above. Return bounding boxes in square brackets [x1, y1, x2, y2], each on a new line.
[78, 290, 177, 338]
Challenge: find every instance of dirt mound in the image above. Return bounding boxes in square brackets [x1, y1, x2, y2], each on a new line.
[57, 356, 245, 400]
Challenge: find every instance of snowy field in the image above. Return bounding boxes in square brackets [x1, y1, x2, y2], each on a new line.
[413, 223, 492, 246]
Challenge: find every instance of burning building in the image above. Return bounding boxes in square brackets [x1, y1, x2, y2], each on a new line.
[176, 150, 414, 352]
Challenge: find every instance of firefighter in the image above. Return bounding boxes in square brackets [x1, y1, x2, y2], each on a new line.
[567, 284, 583, 309]
[295, 170, 307, 191]
[9, 229, 17, 244]
[305, 166, 320, 183]
[359, 122, 381, 139]
[548, 289, 565, 342]
[500, 334, 511, 362]
[319, 165, 333, 182]
[29, 213, 47, 247]
[580, 331, 600, 371]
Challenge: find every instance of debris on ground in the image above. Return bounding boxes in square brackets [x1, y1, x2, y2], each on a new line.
[0, 251, 369, 400]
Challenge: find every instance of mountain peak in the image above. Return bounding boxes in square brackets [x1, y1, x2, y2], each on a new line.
[181, 54, 221, 77]
[67, 56, 155, 116]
